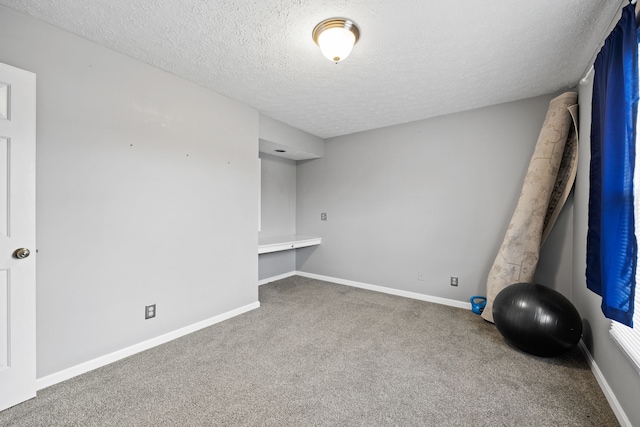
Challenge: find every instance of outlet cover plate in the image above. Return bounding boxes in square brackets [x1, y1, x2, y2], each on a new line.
[145, 304, 156, 319]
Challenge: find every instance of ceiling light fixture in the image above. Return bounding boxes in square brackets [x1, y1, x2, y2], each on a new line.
[312, 18, 360, 63]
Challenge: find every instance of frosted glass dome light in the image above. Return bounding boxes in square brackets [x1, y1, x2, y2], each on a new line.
[312, 18, 360, 63]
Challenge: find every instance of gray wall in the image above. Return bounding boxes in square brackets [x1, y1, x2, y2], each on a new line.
[259, 153, 297, 280]
[0, 6, 259, 378]
[259, 153, 297, 238]
[574, 78, 640, 425]
[259, 251, 296, 281]
[296, 94, 573, 301]
[535, 196, 574, 298]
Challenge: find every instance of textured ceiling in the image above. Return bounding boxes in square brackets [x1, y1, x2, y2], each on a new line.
[0, 0, 623, 138]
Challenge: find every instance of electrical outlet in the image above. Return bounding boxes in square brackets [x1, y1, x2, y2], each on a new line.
[321, 213, 327, 221]
[418, 271, 425, 281]
[145, 304, 156, 319]
[450, 276, 458, 287]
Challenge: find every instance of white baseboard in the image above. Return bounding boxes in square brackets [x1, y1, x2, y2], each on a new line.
[36, 301, 261, 391]
[578, 340, 631, 427]
[295, 271, 472, 310]
[258, 271, 297, 286]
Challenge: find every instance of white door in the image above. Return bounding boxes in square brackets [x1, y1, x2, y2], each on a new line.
[0, 62, 36, 411]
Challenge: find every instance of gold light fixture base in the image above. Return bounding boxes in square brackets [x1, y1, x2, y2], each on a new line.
[312, 18, 360, 45]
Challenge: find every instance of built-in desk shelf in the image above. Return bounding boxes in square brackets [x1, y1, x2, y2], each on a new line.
[258, 235, 322, 254]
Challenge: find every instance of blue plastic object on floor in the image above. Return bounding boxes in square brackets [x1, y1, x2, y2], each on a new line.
[470, 296, 487, 314]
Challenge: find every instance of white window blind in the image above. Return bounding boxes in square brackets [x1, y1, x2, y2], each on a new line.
[610, 43, 640, 373]
[610, 283, 640, 373]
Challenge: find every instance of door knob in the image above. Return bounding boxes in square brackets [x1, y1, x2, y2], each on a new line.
[13, 248, 30, 259]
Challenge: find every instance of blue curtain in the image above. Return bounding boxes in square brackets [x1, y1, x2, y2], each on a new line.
[586, 2, 638, 327]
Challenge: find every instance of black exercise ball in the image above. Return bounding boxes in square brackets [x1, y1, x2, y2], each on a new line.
[492, 283, 582, 357]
